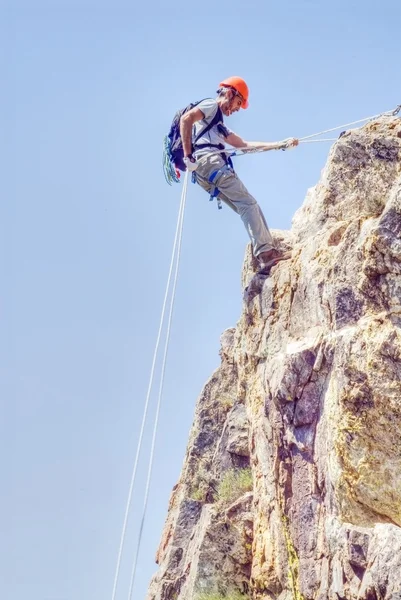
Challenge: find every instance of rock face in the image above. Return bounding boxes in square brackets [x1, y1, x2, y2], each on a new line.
[147, 116, 401, 600]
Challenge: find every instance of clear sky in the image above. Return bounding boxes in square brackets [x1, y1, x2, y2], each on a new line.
[3, 1, 400, 599]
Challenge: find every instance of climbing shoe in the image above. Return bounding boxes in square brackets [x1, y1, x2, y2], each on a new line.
[244, 249, 292, 303]
[257, 248, 291, 275]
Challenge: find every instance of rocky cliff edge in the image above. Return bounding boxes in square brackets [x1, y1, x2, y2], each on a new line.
[147, 116, 401, 600]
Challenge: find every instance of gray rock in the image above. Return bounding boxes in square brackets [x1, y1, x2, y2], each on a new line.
[147, 116, 401, 600]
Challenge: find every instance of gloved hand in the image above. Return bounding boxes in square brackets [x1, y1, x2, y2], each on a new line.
[184, 155, 198, 172]
[277, 137, 299, 150]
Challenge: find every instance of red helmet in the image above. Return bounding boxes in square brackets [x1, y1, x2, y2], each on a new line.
[219, 76, 249, 109]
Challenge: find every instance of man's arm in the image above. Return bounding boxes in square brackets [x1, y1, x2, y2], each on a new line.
[180, 107, 205, 157]
[226, 131, 298, 151]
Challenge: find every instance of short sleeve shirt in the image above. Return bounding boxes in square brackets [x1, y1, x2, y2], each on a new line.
[192, 99, 232, 156]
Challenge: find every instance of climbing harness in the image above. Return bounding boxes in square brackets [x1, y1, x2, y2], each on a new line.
[206, 158, 234, 210]
[189, 152, 234, 210]
[111, 172, 189, 600]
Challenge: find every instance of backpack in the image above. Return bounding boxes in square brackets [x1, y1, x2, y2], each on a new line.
[164, 99, 223, 177]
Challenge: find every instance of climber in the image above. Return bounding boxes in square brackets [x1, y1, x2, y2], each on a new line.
[180, 76, 299, 282]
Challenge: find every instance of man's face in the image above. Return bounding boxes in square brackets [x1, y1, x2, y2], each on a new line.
[221, 89, 243, 116]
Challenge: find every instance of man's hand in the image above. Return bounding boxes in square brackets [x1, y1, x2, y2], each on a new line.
[184, 155, 198, 172]
[277, 137, 299, 150]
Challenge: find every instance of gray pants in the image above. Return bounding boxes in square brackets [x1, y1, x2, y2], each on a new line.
[194, 155, 274, 257]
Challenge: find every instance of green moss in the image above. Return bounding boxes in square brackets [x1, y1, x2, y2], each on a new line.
[217, 468, 253, 504]
[190, 487, 205, 502]
[188, 460, 212, 502]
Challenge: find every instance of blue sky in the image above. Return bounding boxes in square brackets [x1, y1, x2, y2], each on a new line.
[3, 1, 400, 599]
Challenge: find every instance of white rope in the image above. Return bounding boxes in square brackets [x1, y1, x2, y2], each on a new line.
[298, 106, 399, 140]
[196, 145, 270, 165]
[195, 139, 334, 166]
[300, 138, 337, 143]
[111, 172, 189, 600]
[126, 171, 188, 599]
[127, 170, 188, 600]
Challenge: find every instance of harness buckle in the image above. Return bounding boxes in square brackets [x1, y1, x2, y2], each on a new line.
[208, 163, 233, 210]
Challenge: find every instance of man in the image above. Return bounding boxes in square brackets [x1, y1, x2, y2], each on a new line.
[180, 76, 298, 294]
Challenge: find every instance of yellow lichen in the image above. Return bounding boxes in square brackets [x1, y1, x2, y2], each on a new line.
[281, 514, 305, 600]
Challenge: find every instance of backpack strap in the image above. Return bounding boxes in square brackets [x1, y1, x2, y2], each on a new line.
[193, 105, 224, 150]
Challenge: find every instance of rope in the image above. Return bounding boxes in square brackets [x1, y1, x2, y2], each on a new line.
[111, 172, 189, 600]
[300, 138, 337, 143]
[195, 103, 401, 165]
[298, 104, 400, 141]
[163, 135, 180, 185]
[127, 171, 188, 600]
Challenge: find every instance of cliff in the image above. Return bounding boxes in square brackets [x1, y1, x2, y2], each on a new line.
[147, 116, 401, 600]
